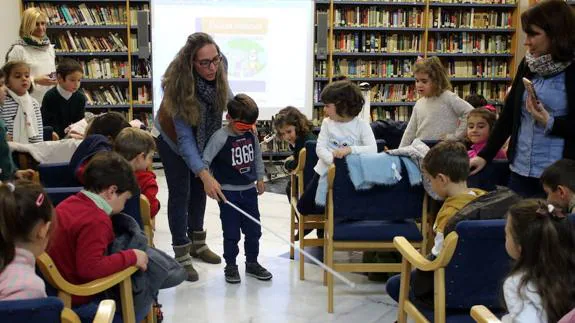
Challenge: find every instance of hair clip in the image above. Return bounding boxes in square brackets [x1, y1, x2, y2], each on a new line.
[36, 193, 44, 207]
[6, 182, 15, 192]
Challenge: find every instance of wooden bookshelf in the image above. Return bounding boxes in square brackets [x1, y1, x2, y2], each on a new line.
[314, 0, 518, 123]
[22, 0, 153, 127]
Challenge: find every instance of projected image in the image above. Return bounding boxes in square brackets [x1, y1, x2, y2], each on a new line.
[199, 17, 269, 93]
[151, 0, 314, 119]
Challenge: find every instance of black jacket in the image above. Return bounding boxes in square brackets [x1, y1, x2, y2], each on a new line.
[479, 59, 575, 163]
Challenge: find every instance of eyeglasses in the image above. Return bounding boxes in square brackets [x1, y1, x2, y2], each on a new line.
[195, 55, 222, 69]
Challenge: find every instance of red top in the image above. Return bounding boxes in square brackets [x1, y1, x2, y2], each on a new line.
[47, 192, 137, 305]
[136, 170, 160, 218]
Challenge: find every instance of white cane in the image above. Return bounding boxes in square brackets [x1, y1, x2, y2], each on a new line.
[225, 200, 357, 289]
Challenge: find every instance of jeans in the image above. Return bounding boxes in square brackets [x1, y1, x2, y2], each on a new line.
[156, 135, 206, 246]
[508, 171, 545, 198]
[218, 188, 262, 265]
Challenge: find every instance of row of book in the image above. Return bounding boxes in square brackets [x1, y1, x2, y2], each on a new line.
[334, 32, 421, 53]
[136, 85, 151, 104]
[334, 8, 424, 28]
[452, 81, 508, 101]
[427, 33, 511, 53]
[26, 2, 150, 26]
[371, 83, 416, 103]
[79, 58, 127, 79]
[445, 59, 508, 78]
[84, 85, 128, 106]
[53, 31, 128, 53]
[371, 106, 412, 122]
[430, 0, 516, 4]
[133, 59, 152, 78]
[333, 58, 415, 78]
[429, 8, 513, 29]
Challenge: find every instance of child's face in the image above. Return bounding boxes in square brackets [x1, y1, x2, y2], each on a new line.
[323, 103, 347, 122]
[7, 66, 31, 96]
[108, 190, 133, 214]
[133, 152, 154, 171]
[415, 72, 434, 97]
[504, 216, 521, 260]
[467, 115, 490, 144]
[543, 184, 572, 212]
[0, 77, 6, 105]
[279, 125, 297, 145]
[58, 71, 83, 93]
[424, 171, 448, 199]
[32, 17, 47, 38]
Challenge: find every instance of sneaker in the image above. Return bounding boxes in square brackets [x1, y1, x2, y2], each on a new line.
[225, 265, 241, 284]
[245, 262, 273, 281]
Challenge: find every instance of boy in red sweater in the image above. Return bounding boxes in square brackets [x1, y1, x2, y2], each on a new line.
[47, 151, 148, 306]
[113, 127, 160, 218]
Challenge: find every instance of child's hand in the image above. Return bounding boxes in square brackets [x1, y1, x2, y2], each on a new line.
[256, 180, 265, 195]
[332, 147, 352, 159]
[133, 249, 148, 271]
[15, 169, 35, 180]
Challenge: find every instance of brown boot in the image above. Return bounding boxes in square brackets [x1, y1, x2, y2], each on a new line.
[190, 230, 221, 264]
[173, 243, 199, 282]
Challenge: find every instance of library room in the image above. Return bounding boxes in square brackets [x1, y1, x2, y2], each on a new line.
[1, 0, 575, 322]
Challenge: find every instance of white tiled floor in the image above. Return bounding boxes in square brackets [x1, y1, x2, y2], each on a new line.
[153, 171, 398, 323]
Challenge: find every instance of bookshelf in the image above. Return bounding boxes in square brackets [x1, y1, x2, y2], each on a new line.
[313, 0, 519, 123]
[22, 0, 153, 127]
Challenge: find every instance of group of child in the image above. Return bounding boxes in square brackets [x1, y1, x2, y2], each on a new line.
[1, 50, 575, 322]
[0, 58, 86, 144]
[272, 56, 575, 322]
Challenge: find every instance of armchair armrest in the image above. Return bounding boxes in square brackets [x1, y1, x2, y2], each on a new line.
[37, 253, 138, 297]
[93, 300, 116, 323]
[471, 305, 501, 323]
[393, 233, 459, 271]
[61, 308, 81, 323]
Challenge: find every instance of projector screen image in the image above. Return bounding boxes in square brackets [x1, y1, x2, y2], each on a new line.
[151, 0, 315, 120]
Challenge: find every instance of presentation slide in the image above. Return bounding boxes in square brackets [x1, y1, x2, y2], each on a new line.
[151, 0, 315, 120]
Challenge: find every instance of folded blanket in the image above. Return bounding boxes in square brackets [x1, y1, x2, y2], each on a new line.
[314, 152, 423, 206]
[9, 138, 82, 164]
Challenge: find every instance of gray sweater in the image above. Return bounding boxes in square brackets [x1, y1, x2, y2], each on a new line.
[399, 90, 474, 147]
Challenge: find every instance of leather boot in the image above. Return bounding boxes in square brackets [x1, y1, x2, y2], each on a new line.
[190, 230, 222, 264]
[173, 243, 199, 282]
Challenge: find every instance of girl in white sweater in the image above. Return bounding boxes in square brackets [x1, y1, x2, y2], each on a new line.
[6, 8, 57, 104]
[399, 57, 473, 147]
[502, 199, 575, 323]
[296, 80, 377, 215]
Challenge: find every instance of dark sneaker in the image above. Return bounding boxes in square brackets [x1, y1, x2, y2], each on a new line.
[245, 262, 273, 281]
[225, 265, 241, 284]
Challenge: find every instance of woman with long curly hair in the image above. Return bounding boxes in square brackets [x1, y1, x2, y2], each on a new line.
[153, 32, 232, 281]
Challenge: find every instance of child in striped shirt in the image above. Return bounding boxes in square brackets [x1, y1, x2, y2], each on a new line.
[0, 61, 43, 144]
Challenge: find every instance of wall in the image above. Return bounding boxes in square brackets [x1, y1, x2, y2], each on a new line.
[0, 0, 21, 65]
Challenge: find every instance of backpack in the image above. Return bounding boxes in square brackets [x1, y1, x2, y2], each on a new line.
[444, 187, 521, 235]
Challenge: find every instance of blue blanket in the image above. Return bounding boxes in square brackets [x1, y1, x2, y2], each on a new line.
[315, 152, 422, 206]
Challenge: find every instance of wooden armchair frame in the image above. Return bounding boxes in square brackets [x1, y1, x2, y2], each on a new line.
[289, 147, 326, 281]
[37, 253, 138, 323]
[470, 305, 502, 323]
[324, 164, 429, 313]
[393, 234, 459, 323]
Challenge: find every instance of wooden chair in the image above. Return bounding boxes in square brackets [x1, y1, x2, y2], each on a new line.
[324, 157, 427, 313]
[288, 141, 326, 281]
[139, 195, 155, 247]
[0, 297, 115, 323]
[392, 220, 509, 323]
[471, 305, 501, 323]
[36, 253, 140, 323]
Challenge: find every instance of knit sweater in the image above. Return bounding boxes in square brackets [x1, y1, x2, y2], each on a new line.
[6, 43, 56, 103]
[41, 87, 86, 138]
[399, 90, 474, 147]
[136, 170, 160, 218]
[0, 248, 46, 301]
[47, 192, 137, 305]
